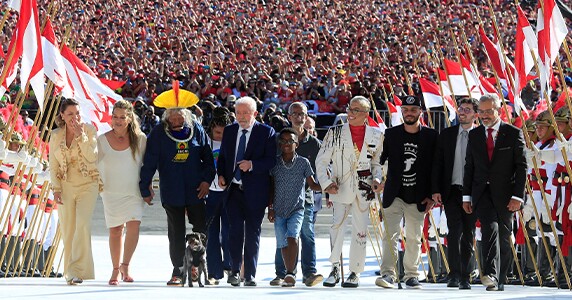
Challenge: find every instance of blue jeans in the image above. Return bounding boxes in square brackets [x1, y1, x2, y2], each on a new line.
[275, 200, 317, 278]
[205, 190, 231, 279]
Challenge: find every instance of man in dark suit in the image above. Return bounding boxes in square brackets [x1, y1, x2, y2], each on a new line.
[462, 94, 527, 291]
[375, 95, 438, 289]
[217, 96, 276, 287]
[432, 98, 479, 289]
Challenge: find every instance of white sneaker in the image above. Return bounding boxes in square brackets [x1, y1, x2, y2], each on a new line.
[323, 265, 340, 287]
[375, 274, 395, 289]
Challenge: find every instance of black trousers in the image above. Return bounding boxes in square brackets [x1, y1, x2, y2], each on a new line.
[444, 185, 476, 281]
[225, 183, 266, 281]
[163, 202, 206, 277]
[476, 186, 514, 284]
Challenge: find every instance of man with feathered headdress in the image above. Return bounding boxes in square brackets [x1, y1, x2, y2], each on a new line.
[139, 84, 216, 286]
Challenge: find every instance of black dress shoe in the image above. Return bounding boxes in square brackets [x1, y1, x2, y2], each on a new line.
[244, 279, 257, 287]
[459, 280, 471, 290]
[447, 278, 460, 288]
[227, 273, 241, 286]
[486, 282, 504, 291]
[544, 279, 557, 288]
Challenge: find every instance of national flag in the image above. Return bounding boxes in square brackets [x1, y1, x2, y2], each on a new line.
[17, 0, 45, 110]
[386, 101, 402, 127]
[41, 18, 73, 98]
[419, 78, 456, 122]
[0, 0, 44, 108]
[514, 6, 538, 120]
[537, 0, 568, 97]
[60, 46, 123, 133]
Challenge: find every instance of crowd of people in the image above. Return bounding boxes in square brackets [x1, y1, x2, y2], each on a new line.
[3, 0, 572, 293]
[3, 0, 570, 117]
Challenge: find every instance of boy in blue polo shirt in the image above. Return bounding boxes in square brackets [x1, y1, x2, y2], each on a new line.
[268, 128, 321, 287]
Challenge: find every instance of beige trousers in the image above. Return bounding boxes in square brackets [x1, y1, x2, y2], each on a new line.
[380, 197, 425, 281]
[59, 181, 98, 281]
[329, 197, 371, 273]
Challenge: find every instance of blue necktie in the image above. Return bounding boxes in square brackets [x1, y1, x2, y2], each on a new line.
[234, 129, 248, 181]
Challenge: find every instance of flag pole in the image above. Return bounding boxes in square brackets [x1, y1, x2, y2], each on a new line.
[472, 9, 514, 125]
[413, 53, 451, 128]
[449, 27, 477, 100]
[517, 208, 543, 285]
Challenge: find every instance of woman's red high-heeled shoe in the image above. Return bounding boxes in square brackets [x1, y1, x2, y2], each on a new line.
[120, 263, 134, 282]
[108, 267, 120, 286]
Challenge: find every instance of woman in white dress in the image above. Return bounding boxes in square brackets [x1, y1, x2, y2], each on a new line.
[97, 100, 149, 285]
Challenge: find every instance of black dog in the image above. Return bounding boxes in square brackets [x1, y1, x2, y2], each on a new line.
[182, 232, 208, 287]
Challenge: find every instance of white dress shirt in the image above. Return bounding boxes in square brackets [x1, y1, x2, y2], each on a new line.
[232, 123, 254, 184]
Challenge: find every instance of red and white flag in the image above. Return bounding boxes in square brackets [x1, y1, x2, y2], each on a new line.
[60, 46, 123, 134]
[0, 0, 45, 109]
[537, 0, 567, 96]
[513, 6, 538, 120]
[478, 26, 517, 91]
[419, 78, 456, 122]
[387, 98, 402, 127]
[41, 18, 73, 98]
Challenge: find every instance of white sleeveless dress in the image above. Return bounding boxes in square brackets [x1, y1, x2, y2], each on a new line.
[97, 134, 147, 228]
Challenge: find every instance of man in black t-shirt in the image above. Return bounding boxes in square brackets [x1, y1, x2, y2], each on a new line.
[375, 96, 438, 290]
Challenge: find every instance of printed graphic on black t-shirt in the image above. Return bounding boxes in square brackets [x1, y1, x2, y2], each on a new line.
[399, 132, 418, 203]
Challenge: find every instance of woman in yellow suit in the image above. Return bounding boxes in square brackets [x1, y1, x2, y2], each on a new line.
[49, 98, 101, 285]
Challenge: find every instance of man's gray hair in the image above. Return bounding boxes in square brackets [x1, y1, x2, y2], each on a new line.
[235, 96, 257, 112]
[349, 96, 371, 111]
[479, 93, 502, 109]
[288, 102, 308, 114]
[161, 107, 194, 127]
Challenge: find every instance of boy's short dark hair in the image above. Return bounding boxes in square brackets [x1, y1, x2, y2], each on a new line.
[279, 127, 298, 141]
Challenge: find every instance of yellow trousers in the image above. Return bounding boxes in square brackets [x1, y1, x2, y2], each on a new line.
[59, 181, 98, 281]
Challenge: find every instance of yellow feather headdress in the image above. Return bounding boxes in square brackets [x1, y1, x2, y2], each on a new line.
[153, 80, 199, 109]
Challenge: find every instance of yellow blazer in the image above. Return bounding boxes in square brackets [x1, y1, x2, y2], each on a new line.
[49, 123, 101, 193]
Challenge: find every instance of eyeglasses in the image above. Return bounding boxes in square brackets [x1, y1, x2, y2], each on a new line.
[477, 109, 496, 115]
[289, 112, 307, 118]
[346, 107, 368, 114]
[278, 139, 296, 145]
[458, 107, 474, 114]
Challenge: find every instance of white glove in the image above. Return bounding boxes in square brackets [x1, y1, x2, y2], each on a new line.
[525, 148, 537, 166]
[540, 206, 553, 224]
[557, 202, 564, 223]
[28, 156, 38, 168]
[568, 202, 572, 221]
[439, 212, 448, 235]
[522, 202, 533, 222]
[0, 140, 6, 161]
[555, 135, 572, 153]
[428, 224, 436, 239]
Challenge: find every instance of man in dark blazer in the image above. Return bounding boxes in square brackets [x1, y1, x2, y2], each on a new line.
[432, 98, 478, 289]
[217, 96, 276, 287]
[462, 94, 527, 291]
[375, 95, 438, 289]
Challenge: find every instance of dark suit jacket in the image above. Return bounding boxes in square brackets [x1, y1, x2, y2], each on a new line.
[462, 122, 527, 209]
[217, 122, 276, 210]
[431, 124, 461, 204]
[381, 124, 438, 212]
